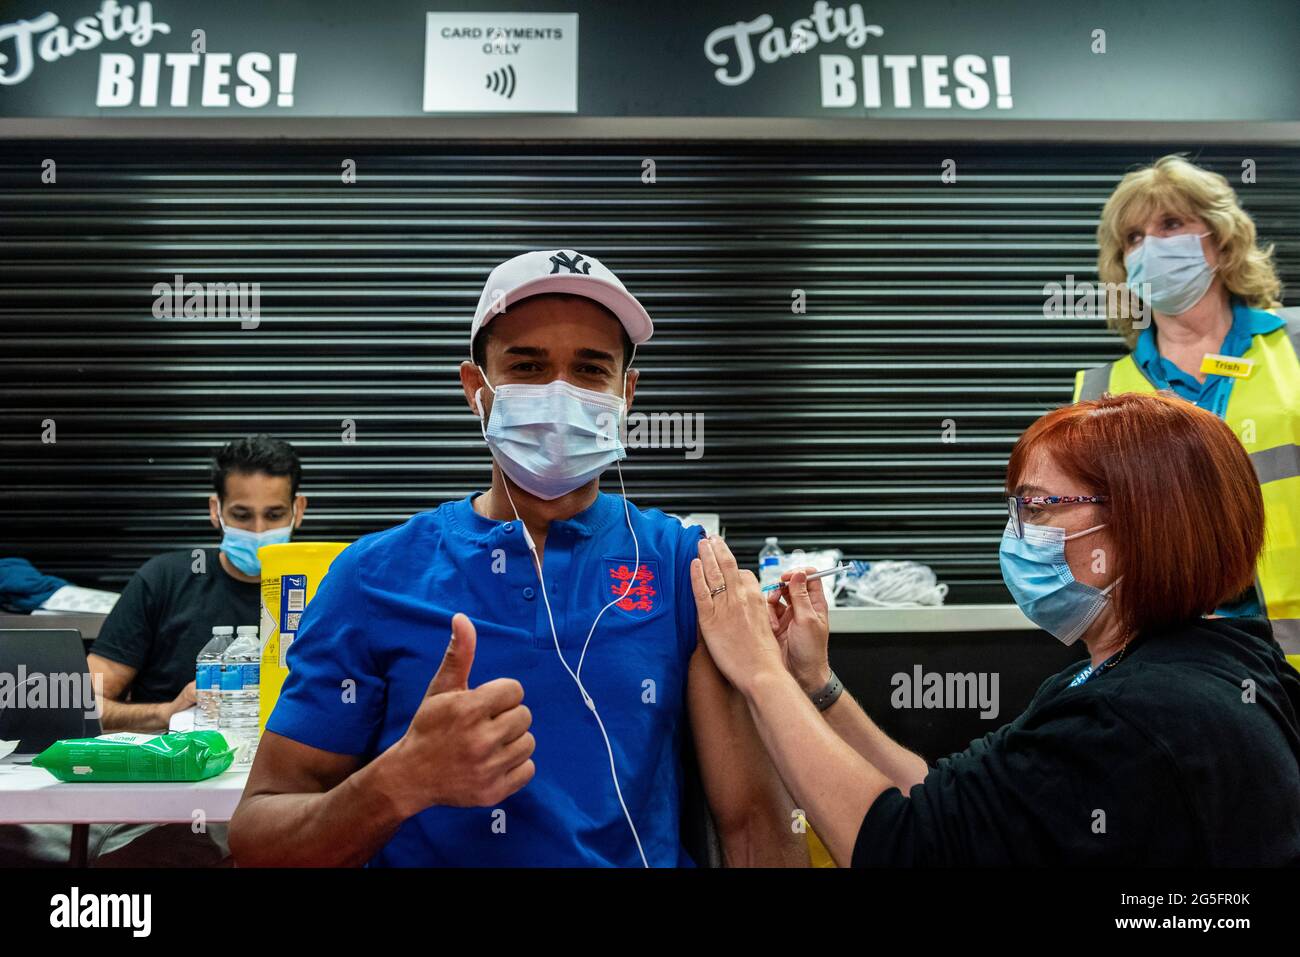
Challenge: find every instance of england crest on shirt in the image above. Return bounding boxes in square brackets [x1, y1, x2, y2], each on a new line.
[603, 558, 660, 620]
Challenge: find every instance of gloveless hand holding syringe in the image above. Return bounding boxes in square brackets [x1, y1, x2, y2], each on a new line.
[760, 564, 848, 594]
[762, 560, 949, 607]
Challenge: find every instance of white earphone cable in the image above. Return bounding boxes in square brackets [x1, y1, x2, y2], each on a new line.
[476, 376, 649, 868]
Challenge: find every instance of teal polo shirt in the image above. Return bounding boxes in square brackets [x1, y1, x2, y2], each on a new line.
[1133, 299, 1283, 417]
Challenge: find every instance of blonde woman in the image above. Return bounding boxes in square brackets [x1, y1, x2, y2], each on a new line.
[1074, 155, 1300, 659]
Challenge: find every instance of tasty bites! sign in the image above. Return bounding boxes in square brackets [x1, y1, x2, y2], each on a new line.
[0, 0, 1295, 122]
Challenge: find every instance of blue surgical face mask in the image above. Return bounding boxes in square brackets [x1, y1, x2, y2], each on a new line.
[475, 374, 627, 500]
[999, 520, 1120, 645]
[218, 507, 295, 577]
[1124, 231, 1215, 316]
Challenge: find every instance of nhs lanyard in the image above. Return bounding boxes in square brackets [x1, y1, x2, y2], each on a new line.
[1068, 652, 1121, 688]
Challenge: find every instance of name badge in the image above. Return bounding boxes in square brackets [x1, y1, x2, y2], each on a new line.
[1200, 354, 1255, 378]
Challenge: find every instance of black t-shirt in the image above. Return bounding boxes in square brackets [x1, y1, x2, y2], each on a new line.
[853, 616, 1300, 866]
[90, 548, 260, 703]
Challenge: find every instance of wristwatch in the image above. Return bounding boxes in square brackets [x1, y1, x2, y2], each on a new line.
[808, 670, 843, 712]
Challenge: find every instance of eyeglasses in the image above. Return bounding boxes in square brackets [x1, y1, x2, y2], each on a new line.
[1006, 495, 1108, 539]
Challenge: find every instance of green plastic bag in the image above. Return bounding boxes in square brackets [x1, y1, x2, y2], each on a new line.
[32, 730, 238, 782]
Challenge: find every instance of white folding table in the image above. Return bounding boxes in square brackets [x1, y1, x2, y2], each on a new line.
[0, 756, 249, 866]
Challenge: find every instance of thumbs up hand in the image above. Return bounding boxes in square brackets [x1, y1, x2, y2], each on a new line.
[384, 613, 536, 817]
[427, 610, 478, 695]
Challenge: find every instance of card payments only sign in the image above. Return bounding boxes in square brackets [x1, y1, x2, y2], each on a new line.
[422, 12, 578, 113]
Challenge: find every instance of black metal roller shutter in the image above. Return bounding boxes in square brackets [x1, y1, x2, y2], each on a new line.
[2, 140, 1297, 602]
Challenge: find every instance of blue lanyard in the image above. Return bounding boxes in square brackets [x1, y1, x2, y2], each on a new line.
[1069, 652, 1121, 688]
[1067, 664, 1096, 688]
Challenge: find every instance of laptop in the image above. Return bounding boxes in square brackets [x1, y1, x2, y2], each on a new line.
[0, 628, 103, 757]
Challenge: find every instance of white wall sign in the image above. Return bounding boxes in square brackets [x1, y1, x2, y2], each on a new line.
[422, 12, 577, 113]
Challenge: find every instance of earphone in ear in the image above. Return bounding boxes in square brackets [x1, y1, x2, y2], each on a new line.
[473, 365, 497, 420]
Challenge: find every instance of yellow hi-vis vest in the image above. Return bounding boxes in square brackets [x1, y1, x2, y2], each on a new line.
[1073, 309, 1300, 661]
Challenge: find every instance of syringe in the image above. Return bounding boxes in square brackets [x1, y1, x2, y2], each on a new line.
[760, 563, 848, 594]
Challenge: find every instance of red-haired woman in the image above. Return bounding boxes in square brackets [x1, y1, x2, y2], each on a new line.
[690, 393, 1300, 866]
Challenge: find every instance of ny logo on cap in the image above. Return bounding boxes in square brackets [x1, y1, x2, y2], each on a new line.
[549, 251, 592, 275]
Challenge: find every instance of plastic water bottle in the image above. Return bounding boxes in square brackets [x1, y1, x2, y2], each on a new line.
[195, 626, 233, 731]
[236, 623, 263, 760]
[219, 625, 261, 764]
[759, 537, 784, 587]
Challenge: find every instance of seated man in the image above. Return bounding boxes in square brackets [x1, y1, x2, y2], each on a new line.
[81, 433, 307, 865]
[229, 250, 804, 867]
[89, 434, 307, 733]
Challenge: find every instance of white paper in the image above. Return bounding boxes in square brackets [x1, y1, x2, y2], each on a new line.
[0, 740, 19, 761]
[168, 706, 196, 734]
[674, 512, 721, 538]
[39, 584, 121, 614]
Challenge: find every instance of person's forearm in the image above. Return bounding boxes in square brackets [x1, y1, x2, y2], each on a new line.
[822, 691, 930, 792]
[794, 664, 929, 792]
[99, 698, 172, 733]
[741, 669, 892, 867]
[228, 752, 409, 867]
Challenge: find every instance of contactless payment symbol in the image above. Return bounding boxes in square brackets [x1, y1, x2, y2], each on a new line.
[422, 13, 578, 113]
[604, 559, 659, 619]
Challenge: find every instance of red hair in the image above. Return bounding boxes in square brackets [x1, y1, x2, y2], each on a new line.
[1006, 393, 1264, 635]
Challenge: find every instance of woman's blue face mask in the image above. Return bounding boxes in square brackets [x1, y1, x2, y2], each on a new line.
[999, 520, 1119, 645]
[1124, 231, 1215, 316]
[218, 507, 295, 576]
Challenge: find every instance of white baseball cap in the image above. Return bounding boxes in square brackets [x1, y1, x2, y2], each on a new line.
[469, 249, 653, 353]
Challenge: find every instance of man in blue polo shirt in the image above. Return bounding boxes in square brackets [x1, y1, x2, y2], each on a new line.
[229, 250, 803, 867]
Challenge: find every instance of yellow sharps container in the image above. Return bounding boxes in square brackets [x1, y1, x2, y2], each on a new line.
[256, 541, 349, 736]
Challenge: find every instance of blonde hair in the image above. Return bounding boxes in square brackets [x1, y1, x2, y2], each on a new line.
[1095, 154, 1282, 347]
